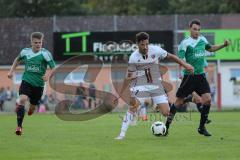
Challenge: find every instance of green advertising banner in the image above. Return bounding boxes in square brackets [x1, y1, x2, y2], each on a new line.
[184, 29, 240, 60]
[54, 31, 173, 61]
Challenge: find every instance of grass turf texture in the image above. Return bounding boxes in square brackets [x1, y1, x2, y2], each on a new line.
[0, 112, 239, 160]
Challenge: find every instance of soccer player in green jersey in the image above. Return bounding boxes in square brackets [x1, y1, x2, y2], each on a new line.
[8, 32, 56, 135]
[165, 19, 230, 137]
[183, 60, 211, 124]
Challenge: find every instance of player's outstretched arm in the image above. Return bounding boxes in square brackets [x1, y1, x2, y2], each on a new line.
[166, 53, 194, 74]
[207, 40, 230, 52]
[7, 57, 21, 79]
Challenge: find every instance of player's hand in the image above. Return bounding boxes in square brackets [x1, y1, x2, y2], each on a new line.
[184, 63, 194, 74]
[7, 72, 13, 79]
[42, 75, 48, 82]
[223, 40, 230, 47]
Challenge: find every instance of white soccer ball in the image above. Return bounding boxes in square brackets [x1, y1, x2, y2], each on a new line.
[151, 121, 166, 136]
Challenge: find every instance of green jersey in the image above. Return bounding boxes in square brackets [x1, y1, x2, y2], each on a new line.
[18, 48, 56, 87]
[178, 35, 211, 75]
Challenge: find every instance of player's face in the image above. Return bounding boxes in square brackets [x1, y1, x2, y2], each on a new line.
[138, 39, 149, 55]
[190, 24, 201, 39]
[31, 38, 43, 52]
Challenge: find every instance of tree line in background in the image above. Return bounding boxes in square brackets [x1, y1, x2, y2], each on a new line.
[0, 0, 239, 18]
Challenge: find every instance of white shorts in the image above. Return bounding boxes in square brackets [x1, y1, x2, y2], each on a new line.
[136, 94, 168, 106]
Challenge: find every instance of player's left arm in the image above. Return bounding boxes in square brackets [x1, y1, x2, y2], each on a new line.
[206, 40, 230, 52]
[42, 50, 56, 82]
[42, 68, 55, 82]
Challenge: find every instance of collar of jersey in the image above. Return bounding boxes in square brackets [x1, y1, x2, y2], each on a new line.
[187, 36, 202, 48]
[26, 48, 42, 59]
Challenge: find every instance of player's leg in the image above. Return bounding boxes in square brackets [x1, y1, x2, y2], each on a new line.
[165, 97, 185, 133]
[139, 104, 147, 121]
[198, 93, 212, 136]
[15, 81, 32, 135]
[28, 86, 44, 116]
[153, 95, 170, 117]
[196, 74, 212, 136]
[115, 97, 140, 140]
[131, 98, 151, 126]
[183, 92, 203, 113]
[192, 91, 211, 124]
[139, 98, 151, 121]
[192, 91, 203, 112]
[164, 75, 194, 136]
[155, 103, 169, 117]
[28, 103, 37, 116]
[15, 94, 28, 135]
[152, 95, 170, 136]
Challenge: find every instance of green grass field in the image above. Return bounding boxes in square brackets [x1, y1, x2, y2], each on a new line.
[0, 111, 240, 160]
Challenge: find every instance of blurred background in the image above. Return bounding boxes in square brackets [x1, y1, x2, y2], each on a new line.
[0, 0, 240, 112]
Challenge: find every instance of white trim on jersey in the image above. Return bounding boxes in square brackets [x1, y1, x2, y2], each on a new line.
[128, 45, 168, 65]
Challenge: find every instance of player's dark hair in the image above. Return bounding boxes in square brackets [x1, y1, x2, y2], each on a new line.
[136, 32, 149, 43]
[31, 32, 44, 40]
[189, 19, 201, 28]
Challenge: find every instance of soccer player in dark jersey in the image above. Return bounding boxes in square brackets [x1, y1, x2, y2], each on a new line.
[8, 32, 56, 135]
[165, 19, 230, 136]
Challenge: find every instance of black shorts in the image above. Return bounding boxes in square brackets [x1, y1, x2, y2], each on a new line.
[19, 80, 44, 105]
[176, 74, 210, 98]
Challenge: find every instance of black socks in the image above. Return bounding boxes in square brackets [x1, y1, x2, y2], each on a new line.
[199, 105, 210, 129]
[166, 104, 177, 128]
[17, 105, 25, 127]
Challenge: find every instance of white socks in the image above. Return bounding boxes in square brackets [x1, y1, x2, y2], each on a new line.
[119, 110, 134, 137]
[140, 105, 147, 117]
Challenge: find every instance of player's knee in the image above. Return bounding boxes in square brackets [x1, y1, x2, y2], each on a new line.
[162, 110, 169, 117]
[203, 99, 211, 106]
[129, 97, 140, 112]
[129, 107, 137, 112]
[19, 97, 28, 105]
[175, 98, 184, 107]
[202, 97, 211, 105]
[155, 105, 169, 117]
[194, 98, 201, 104]
[130, 97, 139, 107]
[129, 104, 139, 112]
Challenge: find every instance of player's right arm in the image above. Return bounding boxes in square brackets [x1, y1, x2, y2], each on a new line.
[7, 54, 22, 79]
[158, 64, 168, 76]
[118, 55, 137, 97]
[166, 53, 194, 74]
[119, 71, 135, 97]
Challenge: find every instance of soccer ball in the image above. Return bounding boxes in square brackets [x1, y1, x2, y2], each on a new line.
[151, 121, 166, 136]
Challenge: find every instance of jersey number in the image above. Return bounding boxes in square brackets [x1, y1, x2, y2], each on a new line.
[145, 68, 153, 83]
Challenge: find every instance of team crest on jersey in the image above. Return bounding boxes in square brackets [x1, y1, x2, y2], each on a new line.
[151, 55, 155, 59]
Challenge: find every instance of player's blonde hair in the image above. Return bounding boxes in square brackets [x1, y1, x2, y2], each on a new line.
[31, 32, 44, 40]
